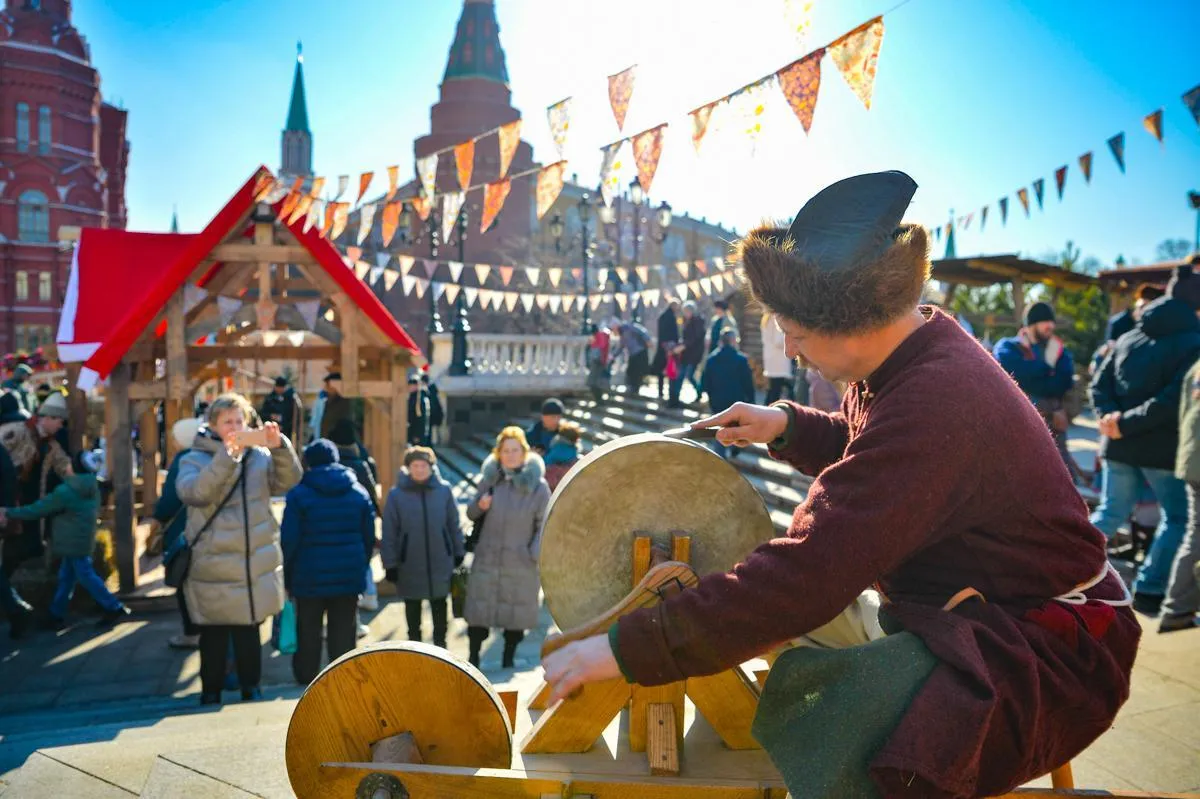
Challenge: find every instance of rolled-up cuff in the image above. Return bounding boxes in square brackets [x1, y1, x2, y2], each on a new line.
[767, 401, 797, 453]
[608, 624, 633, 683]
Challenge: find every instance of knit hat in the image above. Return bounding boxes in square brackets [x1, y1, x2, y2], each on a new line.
[1024, 301, 1056, 327]
[735, 171, 930, 334]
[324, 371, 342, 382]
[13, 363, 33, 379]
[541, 398, 565, 415]
[274, 376, 289, 388]
[0, 392, 30, 424]
[172, 417, 203, 450]
[1167, 264, 1200, 311]
[36, 392, 69, 420]
[328, 418, 358, 447]
[304, 439, 339, 468]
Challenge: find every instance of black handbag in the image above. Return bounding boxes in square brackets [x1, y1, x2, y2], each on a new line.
[164, 465, 244, 589]
[464, 485, 493, 553]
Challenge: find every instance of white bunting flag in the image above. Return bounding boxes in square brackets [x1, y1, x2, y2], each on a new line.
[474, 264, 492, 285]
[478, 289, 494, 309]
[261, 331, 280, 348]
[397, 255, 416, 277]
[448, 261, 465, 282]
[615, 293, 628, 311]
[520, 293, 535, 312]
[414, 277, 429, 299]
[305, 199, 323, 234]
[596, 268, 610, 288]
[566, 295, 581, 312]
[535, 294, 549, 310]
[354, 261, 371, 281]
[357, 203, 378, 245]
[432, 282, 447, 302]
[712, 257, 725, 271]
[699, 276, 713, 295]
[547, 268, 563, 288]
[296, 299, 321, 330]
[675, 261, 690, 279]
[442, 192, 464, 244]
[504, 292, 519, 312]
[402, 275, 417, 296]
[417, 154, 438, 201]
[463, 286, 479, 308]
[688, 280, 701, 296]
[589, 294, 604, 311]
[287, 331, 306, 347]
[549, 295, 562, 314]
[525, 267, 540, 286]
[711, 274, 725, 293]
[444, 283, 461, 305]
[383, 269, 399, 291]
[675, 284, 689, 301]
[369, 265, 385, 285]
[615, 267, 629, 283]
[334, 175, 349, 200]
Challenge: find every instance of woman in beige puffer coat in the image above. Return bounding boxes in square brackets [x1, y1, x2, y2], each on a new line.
[176, 394, 301, 704]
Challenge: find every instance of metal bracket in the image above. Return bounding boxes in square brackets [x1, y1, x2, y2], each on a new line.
[355, 771, 408, 799]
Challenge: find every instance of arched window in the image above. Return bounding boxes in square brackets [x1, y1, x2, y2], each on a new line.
[37, 106, 51, 154]
[15, 103, 29, 152]
[17, 190, 50, 242]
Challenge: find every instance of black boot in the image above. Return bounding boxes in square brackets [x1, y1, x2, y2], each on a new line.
[501, 630, 524, 669]
[199, 692, 222, 706]
[241, 686, 263, 702]
[467, 626, 488, 668]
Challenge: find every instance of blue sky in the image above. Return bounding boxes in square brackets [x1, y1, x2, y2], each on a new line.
[77, 0, 1199, 268]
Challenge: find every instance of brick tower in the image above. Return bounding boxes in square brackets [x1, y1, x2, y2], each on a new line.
[0, 0, 129, 355]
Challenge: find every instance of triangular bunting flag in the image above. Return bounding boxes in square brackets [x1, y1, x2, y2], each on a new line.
[417, 154, 438, 201]
[400, 276, 417, 298]
[980, 205, 989, 231]
[675, 284, 689, 301]
[1142, 108, 1164, 144]
[503, 292, 518, 313]
[413, 277, 428, 299]
[607, 65, 637, 132]
[368, 265, 385, 286]
[647, 288, 661, 307]
[1016, 188, 1030, 217]
[474, 264, 492, 285]
[397, 255, 415, 277]
[699, 277, 713, 295]
[216, 296, 242, 327]
[590, 294, 605, 311]
[964, 212, 974, 230]
[334, 175, 349, 200]
[999, 198, 1009, 225]
[295, 299, 321, 331]
[498, 266, 514, 286]
[828, 17, 884, 110]
[711, 274, 725, 293]
[322, 201, 338, 237]
[549, 295, 562, 314]
[357, 202, 378, 245]
[463, 286, 479, 308]
[535, 294, 549, 310]
[536, 161, 567, 219]
[688, 280, 701, 296]
[287, 194, 313, 225]
[454, 140, 475, 190]
[547, 98, 571, 160]
[423, 259, 438, 279]
[635, 265, 650, 284]
[308, 177, 326, 199]
[694, 260, 709, 275]
[432, 282, 447, 302]
[631, 124, 667, 195]
[481, 179, 511, 233]
[376, 252, 391, 270]
[386, 166, 400, 202]
[777, 50, 823, 133]
[690, 101, 719, 153]
[597, 268, 610, 288]
[442, 192, 465, 244]
[520, 293, 534, 312]
[278, 177, 305, 219]
[784, 0, 816, 47]
[331, 203, 350, 240]
[615, 267, 629, 283]
[525, 267, 540, 286]
[1183, 84, 1200, 129]
[477, 289, 493, 309]
[447, 261, 464, 283]
[1032, 179, 1045, 210]
[726, 76, 778, 148]
[497, 119, 522, 179]
[356, 172, 374, 205]
[286, 330, 306, 347]
[354, 261, 371, 281]
[304, 199, 323, 234]
[261, 331, 280, 348]
[1107, 133, 1125, 173]
[615, 293, 628, 311]
[570, 269, 582, 281]
[599, 140, 625, 207]
[383, 269, 399, 292]
[1054, 166, 1067, 200]
[675, 261, 690, 279]
[347, 246, 363, 263]
[1079, 152, 1093, 183]
[381, 200, 402, 247]
[547, 268, 563, 288]
[444, 283, 461, 305]
[411, 195, 432, 222]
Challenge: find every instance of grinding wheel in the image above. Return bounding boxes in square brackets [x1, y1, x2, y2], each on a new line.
[540, 433, 776, 630]
[285, 641, 513, 798]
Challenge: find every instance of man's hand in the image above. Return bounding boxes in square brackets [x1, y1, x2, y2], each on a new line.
[693, 402, 788, 449]
[264, 422, 283, 449]
[1044, 336, 1064, 367]
[1099, 412, 1124, 440]
[541, 634, 621, 705]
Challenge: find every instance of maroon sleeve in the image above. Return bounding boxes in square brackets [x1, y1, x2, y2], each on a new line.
[768, 401, 851, 476]
[615, 388, 978, 686]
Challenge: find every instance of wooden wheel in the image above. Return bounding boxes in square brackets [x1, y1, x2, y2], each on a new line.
[285, 641, 513, 798]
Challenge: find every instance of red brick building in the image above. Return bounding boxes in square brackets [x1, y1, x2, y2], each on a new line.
[0, 0, 128, 355]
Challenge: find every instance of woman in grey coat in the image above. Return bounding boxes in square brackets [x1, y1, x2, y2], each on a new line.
[464, 426, 551, 668]
[176, 394, 302, 705]
[381, 447, 465, 648]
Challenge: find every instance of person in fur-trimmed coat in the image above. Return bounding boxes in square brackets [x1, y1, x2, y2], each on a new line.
[464, 426, 550, 669]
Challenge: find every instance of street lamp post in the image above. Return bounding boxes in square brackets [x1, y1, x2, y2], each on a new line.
[449, 205, 471, 376]
[625, 178, 671, 323]
[398, 201, 446, 360]
[551, 191, 597, 335]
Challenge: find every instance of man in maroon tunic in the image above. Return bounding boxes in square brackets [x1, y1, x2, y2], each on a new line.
[542, 172, 1140, 798]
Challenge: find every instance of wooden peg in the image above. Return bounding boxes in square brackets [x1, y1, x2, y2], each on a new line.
[647, 703, 681, 776]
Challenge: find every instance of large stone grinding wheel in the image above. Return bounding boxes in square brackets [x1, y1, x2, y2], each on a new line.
[285, 642, 513, 798]
[540, 433, 777, 630]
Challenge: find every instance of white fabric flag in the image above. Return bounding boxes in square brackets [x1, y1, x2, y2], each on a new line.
[383, 269, 399, 291]
[549, 295, 562, 314]
[535, 294, 549, 310]
[413, 277, 429, 299]
[520, 293, 535, 312]
[397, 255, 416, 277]
[261, 331, 281, 348]
[375, 252, 391, 270]
[444, 284, 461, 305]
[357, 203, 378, 245]
[504, 292, 519, 312]
[463, 286, 479, 308]
[402, 275, 417, 296]
[417, 154, 438, 201]
[447, 261, 465, 283]
[525, 267, 540, 287]
[286, 331, 306, 347]
[442, 192, 465, 244]
[547, 268, 563, 288]
[295, 299, 321, 331]
[433, 282, 447, 302]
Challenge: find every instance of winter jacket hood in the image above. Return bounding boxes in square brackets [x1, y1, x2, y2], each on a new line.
[480, 452, 546, 492]
[7, 471, 99, 558]
[394, 464, 451, 491]
[543, 439, 579, 466]
[1137, 295, 1199, 340]
[300, 462, 358, 496]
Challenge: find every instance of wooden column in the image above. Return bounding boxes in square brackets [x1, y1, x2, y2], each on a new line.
[65, 363, 87, 452]
[165, 287, 188, 462]
[338, 303, 360, 395]
[942, 282, 959, 307]
[109, 361, 136, 594]
[1011, 277, 1026, 325]
[390, 357, 409, 483]
[140, 403, 159, 512]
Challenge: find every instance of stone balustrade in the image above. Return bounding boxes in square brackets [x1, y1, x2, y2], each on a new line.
[429, 332, 591, 396]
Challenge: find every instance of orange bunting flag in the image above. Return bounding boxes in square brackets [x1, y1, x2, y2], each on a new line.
[1078, 152, 1094, 183]
[308, 177, 326, 198]
[331, 203, 350, 240]
[386, 166, 400, 202]
[347, 246, 363, 264]
[694, 259, 709, 275]
[381, 201, 402, 247]
[322, 201, 338, 237]
[631, 124, 668, 196]
[411, 194, 432, 222]
[357, 172, 374, 205]
[454, 140, 475, 190]
[1143, 108, 1164, 144]
[536, 161, 567, 220]
[498, 266, 514, 286]
[607, 65, 637, 132]
[1016, 187, 1031, 217]
[287, 195, 313, 225]
[497, 119, 521, 179]
[278, 176, 306, 219]
[828, 16, 884, 110]
[252, 174, 275, 202]
[778, 50, 824, 133]
[481, 178, 511, 234]
[690, 101, 719, 154]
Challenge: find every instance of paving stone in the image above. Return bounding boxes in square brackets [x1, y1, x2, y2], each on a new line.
[1, 751, 135, 798]
[140, 757, 259, 798]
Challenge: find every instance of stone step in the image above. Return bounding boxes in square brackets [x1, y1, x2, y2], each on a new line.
[140, 741, 291, 798]
[140, 756, 262, 798]
[1, 751, 136, 798]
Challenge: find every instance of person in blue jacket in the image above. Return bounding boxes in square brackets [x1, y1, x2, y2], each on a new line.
[281, 439, 376, 685]
[700, 329, 756, 459]
[993, 301, 1076, 473]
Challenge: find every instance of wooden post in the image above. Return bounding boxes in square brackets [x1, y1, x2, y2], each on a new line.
[165, 287, 188, 463]
[65, 363, 87, 452]
[109, 361, 136, 594]
[1011, 276, 1026, 326]
[339, 304, 360, 395]
[140, 403, 159, 512]
[391, 357, 409, 481]
[943, 282, 959, 307]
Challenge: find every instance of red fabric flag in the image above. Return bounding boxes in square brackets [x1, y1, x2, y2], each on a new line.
[777, 50, 823, 133]
[381, 201, 402, 247]
[1054, 166, 1068, 200]
[690, 101, 719, 153]
[481, 179, 511, 234]
[608, 65, 637, 132]
[631, 124, 668, 196]
[536, 161, 567, 220]
[1143, 108, 1164, 144]
[497, 119, 521, 179]
[1078, 152, 1093, 183]
[356, 172, 374, 205]
[454, 140, 475, 190]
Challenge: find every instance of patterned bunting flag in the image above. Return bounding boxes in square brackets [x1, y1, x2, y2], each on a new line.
[442, 192, 465, 244]
[536, 161, 567, 219]
[386, 166, 400, 201]
[777, 50, 823, 133]
[525, 267, 540, 286]
[1016, 188, 1031, 217]
[463, 287, 479, 308]
[334, 175, 349, 200]
[980, 205, 989, 231]
[1032, 179, 1045, 210]
[1054, 166, 1068, 200]
[608, 65, 637, 132]
[381, 201, 402, 247]
[690, 101, 719, 154]
[356, 172, 374, 205]
[397, 255, 415, 277]
[497, 119, 522, 179]
[547, 268, 563, 288]
[728, 76, 778, 147]
[448, 261, 465, 283]
[783, 0, 816, 47]
[998, 197, 1009, 226]
[1078, 152, 1093, 183]
[423, 259, 438, 279]
[828, 17, 884, 110]
[454, 140, 475, 190]
[418, 154, 439, 201]
[599, 140, 626, 206]
[498, 266, 514, 286]
[322, 201, 338, 237]
[411, 195, 432, 222]
[631, 124, 668, 196]
[474, 264, 492, 285]
[1142, 108, 1164, 144]
[481, 179, 511, 233]
[547, 98, 571, 160]
[520, 294, 534, 313]
[357, 203, 378, 245]
[635, 265, 650, 284]
[1183, 84, 1200, 128]
[1107, 133, 1125, 173]
[332, 203, 350, 240]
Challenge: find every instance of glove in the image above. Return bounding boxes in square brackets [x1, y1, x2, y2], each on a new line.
[1044, 336, 1063, 368]
[454, 556, 464, 568]
[384, 567, 398, 583]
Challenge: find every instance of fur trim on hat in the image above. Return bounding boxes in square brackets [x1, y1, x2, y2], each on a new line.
[172, 417, 204, 451]
[734, 223, 931, 334]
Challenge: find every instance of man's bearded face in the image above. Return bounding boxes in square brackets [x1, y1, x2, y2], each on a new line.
[1029, 321, 1056, 343]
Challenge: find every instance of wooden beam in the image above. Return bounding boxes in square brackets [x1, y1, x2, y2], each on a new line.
[210, 242, 317, 264]
[140, 403, 160, 512]
[1011, 276, 1026, 325]
[337, 300, 360, 394]
[108, 362, 137, 594]
[188, 344, 341, 363]
[129, 383, 167, 400]
[185, 263, 256, 325]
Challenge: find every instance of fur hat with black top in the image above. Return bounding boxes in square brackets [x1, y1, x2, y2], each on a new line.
[1024, 301, 1055, 327]
[733, 171, 930, 335]
[1167, 260, 1200, 312]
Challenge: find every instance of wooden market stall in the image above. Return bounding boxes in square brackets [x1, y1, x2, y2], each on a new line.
[1097, 259, 1177, 315]
[57, 167, 423, 593]
[932, 254, 1100, 328]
